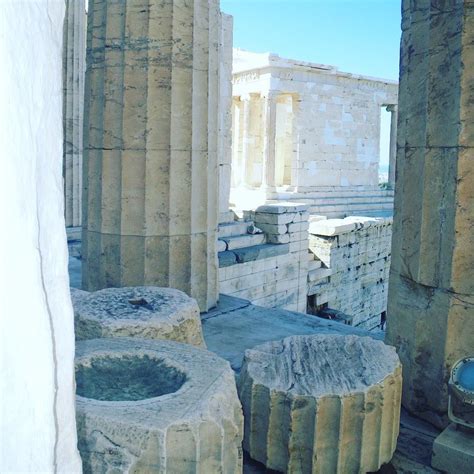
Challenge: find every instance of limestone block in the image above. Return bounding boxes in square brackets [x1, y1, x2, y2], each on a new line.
[267, 234, 291, 244]
[431, 424, 474, 474]
[309, 218, 357, 236]
[76, 338, 243, 473]
[256, 202, 310, 214]
[238, 334, 402, 473]
[73, 287, 206, 348]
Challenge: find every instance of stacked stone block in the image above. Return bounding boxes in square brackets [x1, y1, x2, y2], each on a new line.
[219, 203, 309, 312]
[308, 217, 392, 330]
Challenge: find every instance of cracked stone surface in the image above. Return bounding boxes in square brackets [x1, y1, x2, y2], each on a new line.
[73, 286, 206, 347]
[76, 338, 243, 473]
[238, 334, 402, 473]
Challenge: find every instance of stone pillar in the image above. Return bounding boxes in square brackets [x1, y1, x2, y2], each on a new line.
[386, 104, 398, 190]
[386, 0, 474, 428]
[261, 91, 278, 194]
[240, 94, 251, 187]
[218, 13, 234, 222]
[0, 2, 82, 471]
[82, 0, 220, 311]
[63, 0, 86, 227]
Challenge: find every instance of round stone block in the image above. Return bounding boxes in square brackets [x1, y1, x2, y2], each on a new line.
[73, 286, 206, 347]
[76, 338, 243, 473]
[238, 334, 402, 473]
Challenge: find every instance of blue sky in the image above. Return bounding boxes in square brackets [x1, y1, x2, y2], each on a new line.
[221, 0, 402, 81]
[221, 0, 401, 169]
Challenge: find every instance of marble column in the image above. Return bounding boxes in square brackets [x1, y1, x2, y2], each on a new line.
[386, 0, 474, 428]
[82, 0, 220, 311]
[240, 94, 251, 187]
[63, 0, 86, 227]
[218, 13, 234, 222]
[386, 104, 398, 190]
[261, 91, 278, 194]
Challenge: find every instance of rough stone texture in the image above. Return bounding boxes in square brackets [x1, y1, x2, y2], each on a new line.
[63, 0, 85, 227]
[0, 2, 82, 471]
[229, 50, 398, 216]
[76, 338, 243, 473]
[82, 0, 220, 311]
[73, 287, 205, 347]
[219, 205, 309, 312]
[431, 424, 474, 474]
[386, 0, 474, 428]
[218, 13, 234, 221]
[308, 217, 392, 330]
[238, 334, 402, 473]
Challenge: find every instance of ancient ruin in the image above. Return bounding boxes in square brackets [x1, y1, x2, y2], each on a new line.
[230, 50, 398, 217]
[76, 338, 243, 473]
[72, 287, 205, 347]
[239, 334, 402, 473]
[1, 0, 473, 473]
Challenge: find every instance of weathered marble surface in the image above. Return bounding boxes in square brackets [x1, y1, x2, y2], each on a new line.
[238, 334, 402, 473]
[0, 2, 82, 471]
[82, 0, 221, 311]
[63, 0, 85, 227]
[73, 287, 205, 347]
[387, 0, 474, 428]
[76, 338, 243, 473]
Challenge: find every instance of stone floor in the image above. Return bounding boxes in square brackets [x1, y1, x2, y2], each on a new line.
[69, 247, 440, 473]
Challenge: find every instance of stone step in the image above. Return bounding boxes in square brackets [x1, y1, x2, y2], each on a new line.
[307, 267, 333, 283]
[218, 243, 289, 267]
[308, 259, 322, 271]
[218, 220, 253, 239]
[219, 233, 266, 251]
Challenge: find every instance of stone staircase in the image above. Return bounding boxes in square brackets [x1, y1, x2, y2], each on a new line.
[218, 217, 288, 267]
[270, 188, 394, 218]
[307, 251, 332, 296]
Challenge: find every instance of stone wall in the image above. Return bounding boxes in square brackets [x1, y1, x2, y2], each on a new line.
[0, 2, 82, 471]
[308, 217, 392, 330]
[219, 204, 309, 312]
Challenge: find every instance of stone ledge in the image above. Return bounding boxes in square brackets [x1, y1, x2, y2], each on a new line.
[218, 244, 289, 267]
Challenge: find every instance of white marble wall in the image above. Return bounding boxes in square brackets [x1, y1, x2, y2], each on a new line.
[0, 1, 82, 471]
[231, 51, 398, 193]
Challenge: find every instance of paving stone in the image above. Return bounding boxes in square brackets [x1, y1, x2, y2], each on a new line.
[218, 251, 237, 267]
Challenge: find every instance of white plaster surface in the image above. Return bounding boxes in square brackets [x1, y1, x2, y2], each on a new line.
[0, 1, 82, 471]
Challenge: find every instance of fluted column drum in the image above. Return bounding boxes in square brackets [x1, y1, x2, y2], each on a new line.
[238, 334, 402, 473]
[82, 0, 220, 311]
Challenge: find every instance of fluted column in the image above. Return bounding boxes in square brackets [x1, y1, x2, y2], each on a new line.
[261, 91, 278, 194]
[63, 0, 86, 227]
[386, 0, 474, 428]
[82, 0, 220, 311]
[386, 104, 398, 190]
